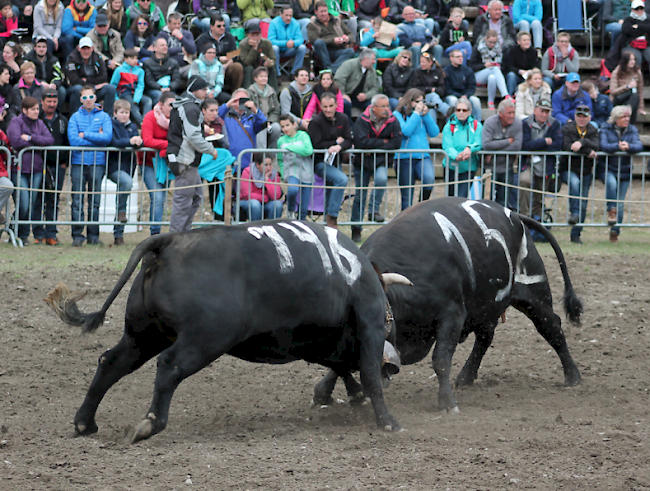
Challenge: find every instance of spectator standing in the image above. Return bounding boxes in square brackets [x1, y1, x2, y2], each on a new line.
[481, 99, 522, 209]
[239, 152, 284, 221]
[240, 20, 278, 91]
[350, 94, 402, 242]
[443, 49, 482, 118]
[158, 12, 197, 71]
[307, 91, 351, 229]
[24, 36, 65, 107]
[268, 7, 307, 80]
[360, 16, 402, 60]
[65, 36, 117, 114]
[439, 7, 471, 65]
[397, 6, 439, 69]
[472, 0, 517, 52]
[551, 72, 593, 125]
[33, 0, 64, 53]
[87, 13, 124, 72]
[383, 50, 413, 110]
[442, 95, 482, 197]
[67, 85, 113, 246]
[394, 88, 439, 210]
[598, 104, 642, 243]
[110, 48, 151, 126]
[237, 0, 273, 24]
[39, 87, 68, 246]
[582, 80, 613, 129]
[307, 0, 355, 74]
[101, 0, 128, 38]
[0, 125, 10, 226]
[248, 66, 281, 149]
[126, 0, 165, 32]
[143, 37, 181, 105]
[123, 13, 155, 60]
[469, 29, 509, 110]
[510, 0, 543, 56]
[608, 51, 645, 124]
[13, 62, 44, 109]
[60, 0, 97, 61]
[8, 97, 55, 245]
[280, 67, 312, 131]
[559, 104, 599, 244]
[335, 48, 381, 114]
[504, 31, 540, 96]
[515, 67, 551, 119]
[541, 31, 580, 90]
[302, 69, 344, 123]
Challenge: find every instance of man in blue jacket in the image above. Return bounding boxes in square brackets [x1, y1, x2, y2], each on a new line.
[67, 85, 113, 246]
[268, 7, 307, 80]
[397, 6, 440, 69]
[551, 72, 593, 126]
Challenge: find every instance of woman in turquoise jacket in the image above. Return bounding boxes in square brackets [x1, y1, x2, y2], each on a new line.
[394, 88, 439, 210]
[442, 95, 483, 198]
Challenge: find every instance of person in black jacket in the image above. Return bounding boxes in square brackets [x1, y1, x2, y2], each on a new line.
[411, 51, 449, 117]
[383, 49, 413, 109]
[143, 37, 181, 105]
[195, 14, 243, 93]
[504, 31, 540, 96]
[443, 49, 481, 116]
[25, 37, 65, 108]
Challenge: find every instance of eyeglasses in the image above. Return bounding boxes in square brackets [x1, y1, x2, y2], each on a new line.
[137, 21, 148, 25]
[456, 108, 469, 112]
[81, 94, 96, 100]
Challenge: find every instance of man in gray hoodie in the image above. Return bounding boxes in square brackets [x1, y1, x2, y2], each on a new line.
[279, 68, 312, 131]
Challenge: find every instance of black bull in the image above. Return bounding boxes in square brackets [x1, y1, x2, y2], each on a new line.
[314, 198, 583, 414]
[45, 221, 410, 442]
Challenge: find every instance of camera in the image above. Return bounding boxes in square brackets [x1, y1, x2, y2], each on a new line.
[425, 102, 438, 110]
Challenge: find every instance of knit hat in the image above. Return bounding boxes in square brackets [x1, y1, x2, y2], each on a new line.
[187, 75, 208, 92]
[0, 0, 12, 10]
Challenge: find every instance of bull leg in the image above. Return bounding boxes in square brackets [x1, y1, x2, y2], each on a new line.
[343, 374, 366, 404]
[431, 313, 465, 414]
[455, 320, 498, 387]
[513, 300, 581, 387]
[312, 369, 338, 406]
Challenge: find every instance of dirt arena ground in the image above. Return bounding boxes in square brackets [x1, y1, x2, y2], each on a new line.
[1, 242, 650, 490]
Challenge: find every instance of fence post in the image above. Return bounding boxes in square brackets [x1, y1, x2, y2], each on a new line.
[482, 170, 492, 200]
[224, 165, 233, 226]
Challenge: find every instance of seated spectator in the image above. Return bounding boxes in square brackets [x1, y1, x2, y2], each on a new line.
[277, 113, 314, 220]
[302, 69, 344, 123]
[190, 44, 227, 104]
[67, 85, 113, 246]
[541, 31, 580, 90]
[143, 37, 181, 105]
[107, 99, 141, 245]
[360, 16, 402, 61]
[383, 50, 414, 110]
[472, 0, 517, 52]
[123, 14, 155, 60]
[126, 0, 165, 32]
[87, 13, 124, 71]
[240, 20, 279, 91]
[442, 95, 482, 198]
[398, 6, 440, 69]
[444, 49, 481, 118]
[238, 0, 273, 24]
[100, 0, 128, 38]
[307, 91, 351, 229]
[427, 0, 467, 31]
[268, 7, 307, 81]
[61, 0, 97, 61]
[0, 63, 17, 131]
[0, 0, 18, 42]
[609, 51, 645, 124]
[394, 88, 439, 210]
[616, 0, 650, 68]
[411, 51, 449, 118]
[335, 48, 381, 114]
[355, 0, 380, 30]
[515, 67, 551, 119]
[192, 0, 232, 34]
[551, 72, 592, 125]
[351, 94, 402, 242]
[518, 97, 562, 223]
[598, 104, 643, 243]
[469, 29, 509, 110]
[24, 37, 65, 108]
[195, 15, 244, 96]
[329, 0, 360, 42]
[439, 7, 471, 65]
[158, 12, 197, 70]
[3, 40, 22, 85]
[603, 0, 630, 48]
[13, 62, 43, 110]
[7, 97, 55, 245]
[65, 37, 117, 115]
[39, 88, 68, 246]
[110, 48, 151, 126]
[307, 0, 355, 74]
[291, 0, 318, 41]
[280, 68, 312, 131]
[387, 0, 436, 34]
[481, 98, 522, 209]
[33, 0, 65, 54]
[239, 152, 284, 221]
[559, 104, 598, 244]
[248, 66, 281, 149]
[219, 88, 268, 171]
[511, 0, 543, 57]
[582, 80, 613, 129]
[504, 31, 540, 96]
[0, 125, 10, 226]
[140, 90, 174, 235]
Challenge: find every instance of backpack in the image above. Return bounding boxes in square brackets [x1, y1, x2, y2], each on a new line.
[449, 118, 479, 134]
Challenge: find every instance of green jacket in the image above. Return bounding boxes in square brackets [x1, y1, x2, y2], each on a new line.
[237, 0, 274, 22]
[239, 37, 276, 68]
[277, 130, 314, 182]
[334, 58, 381, 100]
[248, 82, 281, 123]
[442, 114, 483, 173]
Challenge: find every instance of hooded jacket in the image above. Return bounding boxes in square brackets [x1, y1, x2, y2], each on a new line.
[7, 114, 55, 174]
[167, 92, 214, 173]
[239, 165, 283, 203]
[24, 50, 65, 88]
[515, 81, 552, 119]
[248, 82, 281, 123]
[237, 0, 274, 23]
[218, 103, 268, 170]
[551, 85, 593, 125]
[13, 78, 43, 109]
[189, 54, 225, 97]
[126, 0, 165, 32]
[143, 54, 181, 92]
[33, 1, 64, 41]
[65, 49, 109, 87]
[511, 0, 543, 25]
[110, 62, 146, 103]
[541, 42, 580, 78]
[280, 80, 313, 124]
[598, 122, 643, 179]
[108, 117, 140, 176]
[61, 2, 96, 39]
[67, 104, 113, 166]
[87, 26, 125, 65]
[439, 21, 469, 50]
[394, 109, 439, 161]
[352, 105, 402, 169]
[141, 107, 169, 160]
[277, 130, 314, 182]
[442, 113, 482, 173]
[382, 63, 413, 100]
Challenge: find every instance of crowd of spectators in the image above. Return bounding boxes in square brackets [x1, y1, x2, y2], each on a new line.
[0, 0, 647, 247]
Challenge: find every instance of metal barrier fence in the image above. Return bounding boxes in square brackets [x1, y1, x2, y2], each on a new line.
[1, 146, 649, 248]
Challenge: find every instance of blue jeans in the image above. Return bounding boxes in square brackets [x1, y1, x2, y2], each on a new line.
[108, 169, 133, 238]
[514, 19, 543, 49]
[287, 176, 313, 220]
[146, 89, 163, 106]
[493, 170, 519, 210]
[298, 18, 311, 41]
[240, 199, 284, 221]
[543, 76, 564, 92]
[606, 21, 623, 47]
[43, 164, 67, 239]
[445, 169, 474, 198]
[314, 161, 348, 218]
[120, 93, 153, 127]
[397, 158, 434, 209]
[70, 164, 106, 242]
[142, 164, 167, 235]
[68, 84, 117, 115]
[192, 13, 230, 32]
[560, 170, 593, 237]
[599, 171, 630, 236]
[272, 44, 307, 76]
[444, 41, 472, 65]
[312, 39, 355, 73]
[425, 92, 450, 117]
[506, 71, 523, 96]
[445, 95, 481, 119]
[351, 164, 388, 229]
[60, 33, 79, 62]
[11, 171, 44, 241]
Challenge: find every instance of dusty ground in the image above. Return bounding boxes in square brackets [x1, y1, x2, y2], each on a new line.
[1, 244, 650, 490]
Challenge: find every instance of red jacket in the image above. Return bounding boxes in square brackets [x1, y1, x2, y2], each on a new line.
[0, 130, 9, 178]
[141, 109, 169, 166]
[239, 166, 283, 203]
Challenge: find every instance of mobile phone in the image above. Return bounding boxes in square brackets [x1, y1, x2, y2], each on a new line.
[239, 97, 250, 111]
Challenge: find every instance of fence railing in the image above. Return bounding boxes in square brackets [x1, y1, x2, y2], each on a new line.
[1, 146, 649, 248]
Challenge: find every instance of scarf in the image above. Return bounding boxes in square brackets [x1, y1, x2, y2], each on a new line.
[153, 102, 170, 129]
[69, 2, 94, 22]
[477, 38, 502, 65]
[251, 163, 277, 188]
[631, 10, 647, 21]
[530, 86, 542, 106]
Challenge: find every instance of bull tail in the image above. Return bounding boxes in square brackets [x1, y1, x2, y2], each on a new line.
[45, 234, 176, 334]
[519, 215, 584, 326]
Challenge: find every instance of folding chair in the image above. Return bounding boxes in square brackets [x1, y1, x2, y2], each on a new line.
[553, 0, 597, 58]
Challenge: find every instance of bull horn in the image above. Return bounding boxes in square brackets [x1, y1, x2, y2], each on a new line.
[382, 273, 413, 287]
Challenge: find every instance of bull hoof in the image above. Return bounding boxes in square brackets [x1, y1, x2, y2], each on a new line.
[74, 421, 98, 436]
[310, 396, 334, 408]
[132, 419, 154, 444]
[454, 373, 476, 387]
[382, 422, 403, 432]
[564, 372, 581, 387]
[348, 392, 368, 406]
[440, 406, 460, 416]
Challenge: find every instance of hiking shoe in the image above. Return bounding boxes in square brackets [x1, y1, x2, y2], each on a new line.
[34, 238, 46, 245]
[567, 214, 579, 225]
[609, 230, 619, 243]
[72, 238, 84, 247]
[87, 238, 104, 246]
[351, 228, 362, 243]
[45, 238, 60, 246]
[607, 208, 617, 226]
[117, 211, 127, 223]
[570, 236, 583, 245]
[114, 237, 125, 246]
[488, 102, 495, 110]
[370, 212, 385, 222]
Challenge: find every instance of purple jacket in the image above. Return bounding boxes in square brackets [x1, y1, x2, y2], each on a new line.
[8, 114, 55, 174]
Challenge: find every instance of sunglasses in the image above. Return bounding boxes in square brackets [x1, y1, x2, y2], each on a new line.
[81, 94, 96, 100]
[575, 112, 589, 116]
[5, 41, 15, 47]
[44, 94, 58, 99]
[456, 108, 469, 112]
[634, 5, 644, 9]
[319, 69, 332, 75]
[137, 21, 148, 25]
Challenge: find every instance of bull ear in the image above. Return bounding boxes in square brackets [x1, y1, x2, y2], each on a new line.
[382, 273, 413, 287]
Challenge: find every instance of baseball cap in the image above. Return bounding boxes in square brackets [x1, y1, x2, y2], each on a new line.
[575, 104, 591, 116]
[187, 75, 209, 92]
[536, 98, 552, 110]
[632, 0, 645, 9]
[245, 19, 261, 33]
[78, 37, 93, 49]
[34, 36, 49, 45]
[96, 13, 109, 26]
[566, 72, 580, 83]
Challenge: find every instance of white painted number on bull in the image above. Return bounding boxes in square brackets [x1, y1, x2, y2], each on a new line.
[247, 225, 295, 273]
[325, 227, 362, 286]
[432, 212, 476, 290]
[514, 227, 546, 285]
[278, 221, 334, 275]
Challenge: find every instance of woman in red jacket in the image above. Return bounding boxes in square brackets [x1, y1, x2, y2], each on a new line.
[0, 126, 11, 225]
[239, 151, 284, 221]
[140, 91, 174, 234]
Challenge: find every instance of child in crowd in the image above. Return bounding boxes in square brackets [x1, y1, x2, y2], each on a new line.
[277, 113, 314, 220]
[0, 0, 17, 40]
[581, 80, 612, 129]
[108, 99, 142, 245]
[109, 48, 152, 126]
[360, 16, 402, 60]
[439, 8, 471, 65]
[239, 152, 284, 222]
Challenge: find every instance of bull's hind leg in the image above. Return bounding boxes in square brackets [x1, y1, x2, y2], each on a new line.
[431, 310, 466, 414]
[312, 371, 365, 407]
[455, 320, 498, 387]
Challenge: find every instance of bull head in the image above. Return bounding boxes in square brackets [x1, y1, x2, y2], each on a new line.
[379, 272, 412, 387]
